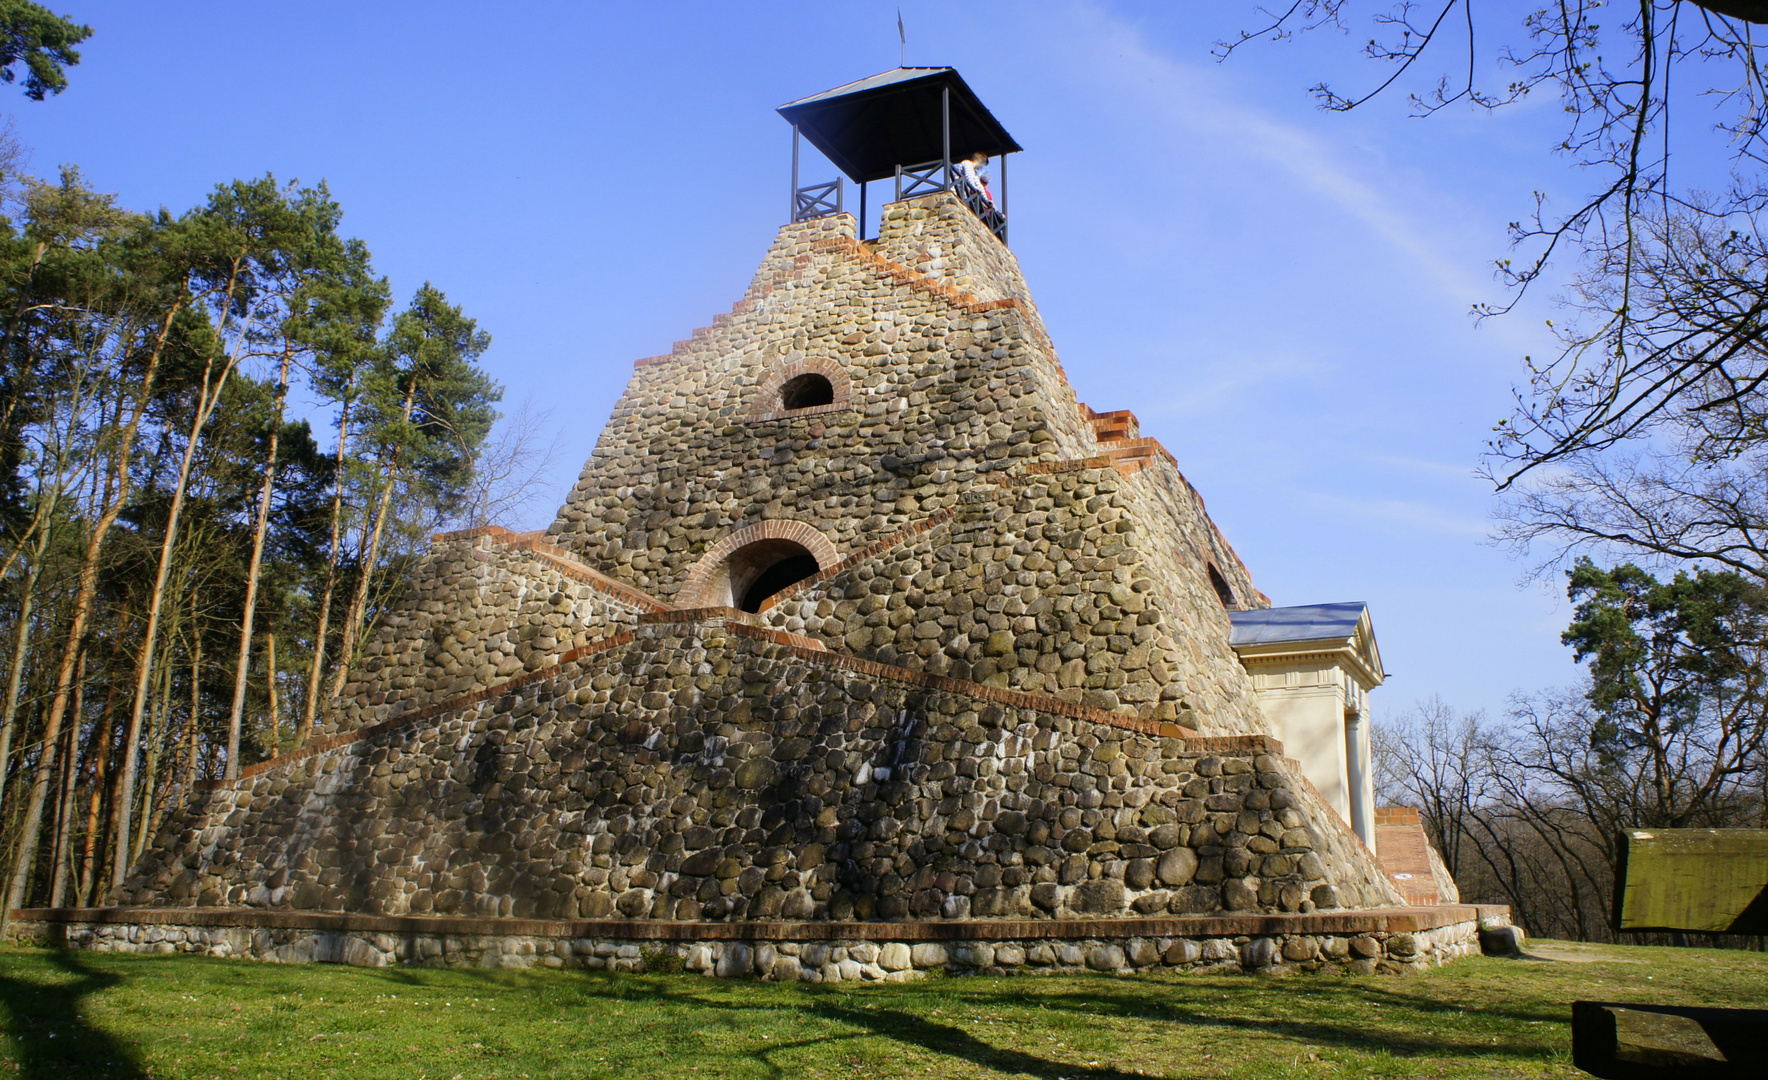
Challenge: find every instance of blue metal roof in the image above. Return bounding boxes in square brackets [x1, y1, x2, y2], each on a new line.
[1228, 602, 1368, 647]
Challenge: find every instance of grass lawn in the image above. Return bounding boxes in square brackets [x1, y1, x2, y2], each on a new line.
[0, 938, 1763, 1079]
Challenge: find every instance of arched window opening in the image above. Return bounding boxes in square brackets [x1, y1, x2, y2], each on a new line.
[723, 539, 821, 613]
[1207, 564, 1237, 609]
[779, 373, 834, 411]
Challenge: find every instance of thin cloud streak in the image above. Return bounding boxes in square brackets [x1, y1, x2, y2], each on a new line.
[1135, 352, 1325, 417]
[1305, 490, 1494, 538]
[1369, 453, 1485, 482]
[1061, 3, 1545, 359]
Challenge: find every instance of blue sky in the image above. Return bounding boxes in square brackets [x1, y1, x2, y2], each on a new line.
[10, 1, 1608, 722]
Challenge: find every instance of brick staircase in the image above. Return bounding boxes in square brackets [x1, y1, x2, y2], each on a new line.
[1374, 807, 1450, 905]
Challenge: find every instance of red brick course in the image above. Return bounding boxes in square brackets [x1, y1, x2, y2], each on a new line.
[196, 630, 639, 792]
[427, 525, 670, 612]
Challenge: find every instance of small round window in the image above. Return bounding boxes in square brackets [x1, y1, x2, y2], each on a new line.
[779, 373, 834, 411]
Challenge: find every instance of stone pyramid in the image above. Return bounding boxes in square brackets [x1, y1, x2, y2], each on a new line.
[86, 192, 1508, 975]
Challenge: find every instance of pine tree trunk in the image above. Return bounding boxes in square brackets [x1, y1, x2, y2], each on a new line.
[111, 349, 240, 890]
[5, 480, 134, 915]
[48, 648, 88, 907]
[1, 298, 181, 931]
[176, 632, 201, 814]
[142, 656, 186, 851]
[299, 576, 338, 745]
[131, 643, 176, 866]
[226, 346, 292, 776]
[264, 632, 279, 757]
[325, 384, 417, 706]
[98, 611, 150, 895]
[299, 385, 355, 746]
[0, 532, 49, 824]
[75, 663, 120, 907]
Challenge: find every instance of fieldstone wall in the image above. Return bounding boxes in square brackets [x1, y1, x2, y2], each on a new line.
[17, 911, 1495, 978]
[871, 195, 1041, 313]
[324, 529, 658, 737]
[1118, 452, 1263, 612]
[124, 619, 1398, 924]
[301, 196, 1270, 754]
[755, 462, 1266, 735]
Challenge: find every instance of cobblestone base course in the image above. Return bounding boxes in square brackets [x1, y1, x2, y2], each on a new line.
[11, 907, 1501, 979]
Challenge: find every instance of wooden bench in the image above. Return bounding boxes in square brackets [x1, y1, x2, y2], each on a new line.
[1572, 829, 1768, 1078]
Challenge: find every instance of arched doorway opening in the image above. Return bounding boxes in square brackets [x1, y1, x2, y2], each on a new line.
[730, 540, 820, 612]
[695, 539, 821, 612]
[675, 520, 839, 611]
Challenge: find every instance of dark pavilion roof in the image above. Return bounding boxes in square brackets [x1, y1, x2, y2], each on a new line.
[777, 67, 1023, 184]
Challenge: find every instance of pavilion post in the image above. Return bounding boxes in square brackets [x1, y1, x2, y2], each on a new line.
[791, 125, 800, 222]
[859, 180, 867, 240]
[1000, 152, 1009, 243]
[941, 86, 951, 190]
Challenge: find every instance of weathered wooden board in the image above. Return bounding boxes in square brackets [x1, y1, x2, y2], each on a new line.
[1613, 829, 1768, 935]
[1573, 1001, 1768, 1078]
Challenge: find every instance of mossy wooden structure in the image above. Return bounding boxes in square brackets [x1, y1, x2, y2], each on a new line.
[1613, 829, 1768, 936]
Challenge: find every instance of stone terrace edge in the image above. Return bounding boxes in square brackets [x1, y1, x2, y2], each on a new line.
[11, 904, 1513, 941]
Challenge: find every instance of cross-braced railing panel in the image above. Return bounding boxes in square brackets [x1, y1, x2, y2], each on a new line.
[793, 179, 843, 223]
[895, 160, 950, 201]
[955, 177, 1008, 243]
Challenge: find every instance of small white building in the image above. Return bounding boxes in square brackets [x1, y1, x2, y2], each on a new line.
[1228, 603, 1383, 848]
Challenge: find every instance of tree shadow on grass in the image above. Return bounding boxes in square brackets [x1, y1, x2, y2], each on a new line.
[948, 973, 1568, 1067]
[0, 947, 147, 1080]
[366, 966, 1147, 1077]
[516, 972, 1151, 1079]
[540, 968, 1566, 1076]
[265, 962, 1573, 1076]
[804, 998, 1146, 1079]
